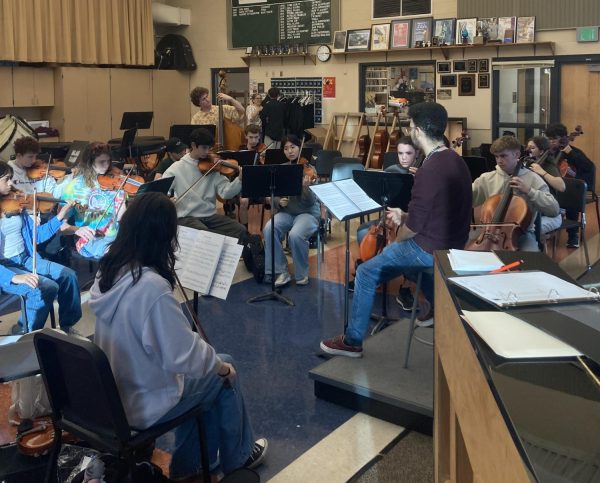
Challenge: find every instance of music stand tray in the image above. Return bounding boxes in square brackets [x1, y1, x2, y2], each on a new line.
[264, 148, 313, 165]
[242, 164, 303, 305]
[218, 150, 258, 167]
[136, 176, 175, 195]
[353, 170, 413, 210]
[120, 111, 153, 130]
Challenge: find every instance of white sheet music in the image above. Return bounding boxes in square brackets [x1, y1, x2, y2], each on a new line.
[461, 310, 581, 358]
[449, 271, 600, 307]
[448, 249, 503, 274]
[209, 237, 243, 300]
[310, 179, 381, 221]
[176, 228, 223, 295]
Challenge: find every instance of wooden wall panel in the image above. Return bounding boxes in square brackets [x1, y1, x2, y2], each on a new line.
[0, 68, 13, 107]
[109, 69, 153, 138]
[152, 70, 191, 139]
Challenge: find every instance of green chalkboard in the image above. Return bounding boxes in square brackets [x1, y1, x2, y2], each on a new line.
[230, 0, 336, 48]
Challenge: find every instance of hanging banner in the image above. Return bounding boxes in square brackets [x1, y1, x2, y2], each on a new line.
[323, 77, 336, 98]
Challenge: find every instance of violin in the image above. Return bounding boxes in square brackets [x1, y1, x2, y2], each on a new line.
[297, 157, 318, 183]
[97, 167, 145, 195]
[198, 155, 240, 177]
[26, 158, 71, 181]
[451, 131, 470, 150]
[1, 189, 84, 217]
[466, 160, 532, 251]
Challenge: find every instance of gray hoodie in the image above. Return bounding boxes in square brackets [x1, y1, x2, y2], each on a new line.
[89, 267, 223, 429]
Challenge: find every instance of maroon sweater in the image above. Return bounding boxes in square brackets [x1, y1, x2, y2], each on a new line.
[406, 148, 472, 253]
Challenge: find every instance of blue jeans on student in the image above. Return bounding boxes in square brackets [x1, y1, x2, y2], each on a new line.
[263, 212, 318, 281]
[345, 238, 434, 346]
[0, 253, 81, 332]
[155, 354, 255, 478]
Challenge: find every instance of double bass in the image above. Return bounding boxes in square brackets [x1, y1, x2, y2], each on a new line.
[466, 159, 532, 251]
[216, 70, 246, 151]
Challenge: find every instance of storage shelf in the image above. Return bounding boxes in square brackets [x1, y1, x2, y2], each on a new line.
[333, 41, 555, 61]
[242, 53, 316, 66]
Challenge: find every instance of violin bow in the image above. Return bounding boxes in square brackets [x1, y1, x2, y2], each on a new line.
[42, 154, 52, 193]
[174, 159, 224, 206]
[173, 270, 211, 344]
[32, 189, 38, 275]
[92, 168, 133, 233]
[253, 141, 274, 166]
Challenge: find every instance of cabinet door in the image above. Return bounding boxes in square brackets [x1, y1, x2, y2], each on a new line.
[152, 70, 190, 139]
[110, 69, 153, 138]
[13, 67, 54, 106]
[0, 68, 13, 107]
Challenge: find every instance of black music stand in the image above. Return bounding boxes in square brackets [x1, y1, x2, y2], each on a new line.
[217, 150, 257, 167]
[353, 170, 414, 332]
[120, 111, 153, 130]
[243, 164, 303, 306]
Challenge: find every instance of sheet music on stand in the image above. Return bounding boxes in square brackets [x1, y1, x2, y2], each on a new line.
[449, 271, 600, 308]
[175, 226, 242, 300]
[309, 179, 382, 221]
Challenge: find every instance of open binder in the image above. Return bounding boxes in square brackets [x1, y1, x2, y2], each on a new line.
[309, 179, 382, 221]
[449, 271, 600, 308]
[174, 226, 243, 300]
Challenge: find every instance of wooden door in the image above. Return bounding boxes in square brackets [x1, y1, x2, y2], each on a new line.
[13, 67, 54, 106]
[110, 69, 153, 138]
[0, 68, 13, 107]
[152, 70, 190, 139]
[560, 64, 600, 192]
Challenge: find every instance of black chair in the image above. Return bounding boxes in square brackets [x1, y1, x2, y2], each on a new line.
[463, 156, 492, 182]
[382, 151, 399, 170]
[314, 149, 341, 181]
[34, 329, 211, 483]
[0, 292, 28, 332]
[585, 162, 600, 230]
[332, 156, 362, 169]
[303, 142, 323, 158]
[546, 178, 591, 270]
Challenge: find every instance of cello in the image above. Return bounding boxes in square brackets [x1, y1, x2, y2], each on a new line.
[216, 70, 246, 151]
[466, 159, 532, 251]
[557, 124, 583, 177]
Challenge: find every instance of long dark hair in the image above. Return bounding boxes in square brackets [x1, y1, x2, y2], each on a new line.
[98, 192, 179, 293]
[81, 142, 112, 188]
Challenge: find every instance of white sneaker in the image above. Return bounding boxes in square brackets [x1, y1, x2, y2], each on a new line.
[296, 276, 309, 285]
[274, 272, 291, 287]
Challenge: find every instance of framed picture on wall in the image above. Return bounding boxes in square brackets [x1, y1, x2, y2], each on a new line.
[458, 74, 476, 96]
[479, 18, 499, 41]
[478, 73, 490, 88]
[453, 60, 466, 72]
[498, 17, 516, 43]
[467, 59, 478, 73]
[478, 59, 489, 72]
[440, 74, 457, 87]
[433, 18, 456, 46]
[516, 16, 535, 43]
[411, 17, 433, 48]
[346, 29, 371, 51]
[456, 18, 477, 44]
[437, 61, 451, 73]
[390, 19, 411, 49]
[371, 23, 391, 51]
[333, 30, 347, 52]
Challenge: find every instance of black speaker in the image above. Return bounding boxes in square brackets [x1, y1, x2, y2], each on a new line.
[155, 34, 197, 71]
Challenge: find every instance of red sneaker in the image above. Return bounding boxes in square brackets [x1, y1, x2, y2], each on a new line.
[320, 335, 363, 358]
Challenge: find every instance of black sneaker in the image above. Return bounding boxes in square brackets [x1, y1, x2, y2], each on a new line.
[395, 287, 415, 310]
[566, 236, 580, 248]
[244, 438, 268, 469]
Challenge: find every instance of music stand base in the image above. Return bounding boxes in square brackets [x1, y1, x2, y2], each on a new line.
[370, 313, 401, 335]
[247, 290, 295, 306]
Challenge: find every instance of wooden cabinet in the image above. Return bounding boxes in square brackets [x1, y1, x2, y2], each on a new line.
[50, 67, 112, 142]
[152, 70, 191, 139]
[109, 69, 154, 138]
[13, 67, 54, 107]
[0, 68, 13, 107]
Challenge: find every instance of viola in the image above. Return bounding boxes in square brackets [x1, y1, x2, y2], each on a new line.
[198, 155, 240, 177]
[359, 215, 395, 262]
[297, 156, 318, 183]
[466, 160, 532, 251]
[26, 158, 71, 181]
[97, 167, 145, 195]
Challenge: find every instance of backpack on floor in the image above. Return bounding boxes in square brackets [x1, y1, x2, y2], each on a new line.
[241, 234, 265, 283]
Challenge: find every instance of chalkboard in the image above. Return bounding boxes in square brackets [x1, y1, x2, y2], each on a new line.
[230, 0, 337, 48]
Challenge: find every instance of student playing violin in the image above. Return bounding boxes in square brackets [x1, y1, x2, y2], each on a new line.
[0, 161, 82, 334]
[163, 128, 247, 239]
[61, 143, 126, 259]
[236, 124, 267, 230]
[9, 136, 60, 196]
[263, 135, 319, 287]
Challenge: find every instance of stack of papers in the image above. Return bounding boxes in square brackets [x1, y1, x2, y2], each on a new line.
[461, 310, 581, 359]
[448, 249, 503, 274]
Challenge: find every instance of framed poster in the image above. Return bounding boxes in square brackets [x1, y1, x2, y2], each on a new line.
[437, 89, 452, 100]
[333, 30, 347, 53]
[478, 74, 490, 89]
[440, 74, 457, 87]
[433, 18, 456, 46]
[437, 61, 451, 73]
[498, 17, 516, 43]
[346, 29, 371, 51]
[371, 24, 391, 51]
[459, 74, 476, 96]
[390, 19, 411, 49]
[516, 16, 535, 43]
[479, 18, 499, 41]
[453, 60, 467, 72]
[478, 59, 489, 73]
[456, 18, 477, 44]
[467, 59, 478, 73]
[411, 17, 433, 48]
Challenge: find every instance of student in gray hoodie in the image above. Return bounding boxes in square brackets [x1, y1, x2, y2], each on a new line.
[89, 192, 267, 480]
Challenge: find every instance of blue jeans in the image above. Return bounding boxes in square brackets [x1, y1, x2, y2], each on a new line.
[155, 354, 255, 478]
[0, 253, 81, 332]
[263, 212, 318, 281]
[345, 238, 434, 346]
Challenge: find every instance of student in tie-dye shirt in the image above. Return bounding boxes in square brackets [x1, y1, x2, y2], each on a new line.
[61, 143, 127, 259]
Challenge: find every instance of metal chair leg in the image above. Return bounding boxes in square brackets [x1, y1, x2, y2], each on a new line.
[403, 272, 422, 368]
